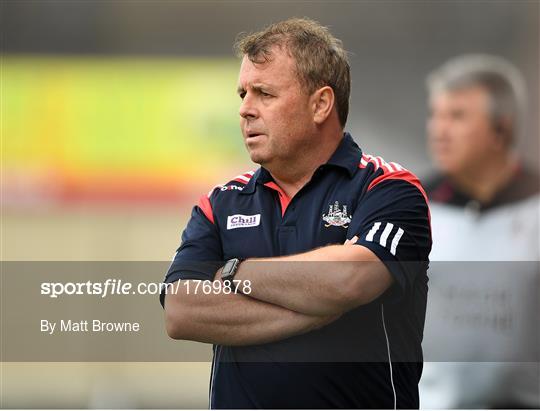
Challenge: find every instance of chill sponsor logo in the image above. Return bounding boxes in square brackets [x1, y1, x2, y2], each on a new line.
[227, 214, 261, 230]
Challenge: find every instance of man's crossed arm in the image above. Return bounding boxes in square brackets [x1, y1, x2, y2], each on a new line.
[164, 238, 393, 345]
[233, 239, 392, 316]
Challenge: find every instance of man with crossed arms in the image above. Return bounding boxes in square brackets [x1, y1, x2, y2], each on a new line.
[162, 18, 431, 409]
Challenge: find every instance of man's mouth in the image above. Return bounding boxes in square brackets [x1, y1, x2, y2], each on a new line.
[246, 132, 265, 139]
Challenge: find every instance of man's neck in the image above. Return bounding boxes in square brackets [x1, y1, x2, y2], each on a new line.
[266, 133, 343, 199]
[451, 152, 518, 204]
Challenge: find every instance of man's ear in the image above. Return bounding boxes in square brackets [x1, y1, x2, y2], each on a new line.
[493, 116, 513, 149]
[312, 86, 335, 125]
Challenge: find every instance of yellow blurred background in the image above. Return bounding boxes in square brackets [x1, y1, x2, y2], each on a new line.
[3, 56, 246, 209]
[3, 55, 252, 260]
[3, 56, 251, 409]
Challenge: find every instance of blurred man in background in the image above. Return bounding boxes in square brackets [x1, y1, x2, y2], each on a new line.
[420, 54, 540, 408]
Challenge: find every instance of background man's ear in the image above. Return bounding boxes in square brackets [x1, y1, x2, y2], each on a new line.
[493, 117, 513, 148]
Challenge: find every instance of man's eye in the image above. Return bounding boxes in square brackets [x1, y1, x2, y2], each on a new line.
[261, 92, 272, 98]
[239, 92, 246, 100]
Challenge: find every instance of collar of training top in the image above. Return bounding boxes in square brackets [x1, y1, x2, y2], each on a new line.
[240, 132, 362, 195]
[425, 164, 540, 212]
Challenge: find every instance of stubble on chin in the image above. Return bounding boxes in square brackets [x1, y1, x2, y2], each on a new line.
[245, 145, 266, 166]
[244, 138, 274, 166]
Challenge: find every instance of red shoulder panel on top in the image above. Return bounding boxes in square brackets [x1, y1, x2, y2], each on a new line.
[232, 171, 256, 185]
[206, 170, 256, 196]
[359, 154, 429, 204]
[197, 170, 256, 225]
[197, 195, 214, 224]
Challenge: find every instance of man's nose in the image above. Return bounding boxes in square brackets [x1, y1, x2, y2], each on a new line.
[239, 93, 258, 119]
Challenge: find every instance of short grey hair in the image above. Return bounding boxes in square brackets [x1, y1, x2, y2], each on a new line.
[427, 54, 526, 145]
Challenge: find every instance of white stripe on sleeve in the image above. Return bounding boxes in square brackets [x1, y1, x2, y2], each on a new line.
[379, 223, 394, 247]
[390, 227, 404, 256]
[365, 222, 381, 242]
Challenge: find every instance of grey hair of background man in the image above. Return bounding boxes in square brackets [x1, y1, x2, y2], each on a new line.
[426, 54, 527, 146]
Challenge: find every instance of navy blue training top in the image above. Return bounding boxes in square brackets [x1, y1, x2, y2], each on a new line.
[162, 133, 432, 409]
